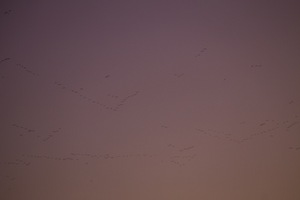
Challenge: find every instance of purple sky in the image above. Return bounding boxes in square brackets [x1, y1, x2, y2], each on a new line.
[1, 1, 300, 199]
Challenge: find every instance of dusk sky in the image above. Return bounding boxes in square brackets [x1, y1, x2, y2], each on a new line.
[1, 1, 300, 199]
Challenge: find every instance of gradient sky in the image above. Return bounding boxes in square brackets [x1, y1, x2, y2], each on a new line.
[1, 1, 300, 200]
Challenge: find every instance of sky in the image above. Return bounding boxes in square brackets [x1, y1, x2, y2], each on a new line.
[0, 0, 300, 199]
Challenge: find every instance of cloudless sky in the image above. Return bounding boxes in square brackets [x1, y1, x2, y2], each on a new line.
[1, 1, 300, 200]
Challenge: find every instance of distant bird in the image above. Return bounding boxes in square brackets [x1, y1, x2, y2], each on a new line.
[4, 10, 12, 15]
[173, 73, 184, 78]
[200, 47, 207, 52]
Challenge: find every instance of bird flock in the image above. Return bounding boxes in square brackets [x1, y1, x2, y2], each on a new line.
[1, 57, 141, 112]
[1, 52, 299, 174]
[11, 123, 62, 142]
[1, 6, 300, 199]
